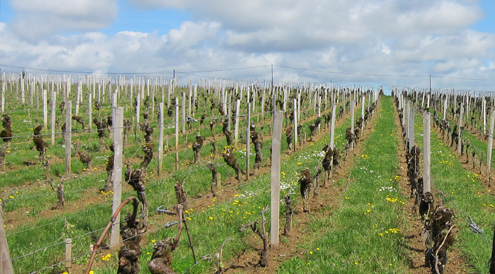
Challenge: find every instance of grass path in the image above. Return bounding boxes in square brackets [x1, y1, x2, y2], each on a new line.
[413, 106, 495, 273]
[278, 96, 413, 273]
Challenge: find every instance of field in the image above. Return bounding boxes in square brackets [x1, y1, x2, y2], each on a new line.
[0, 75, 494, 273]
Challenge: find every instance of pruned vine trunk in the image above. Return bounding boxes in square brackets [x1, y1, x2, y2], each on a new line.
[284, 195, 292, 237]
[206, 163, 218, 197]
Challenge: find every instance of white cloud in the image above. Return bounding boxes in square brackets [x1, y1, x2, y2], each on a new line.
[128, 0, 483, 51]
[1, 0, 495, 91]
[8, 0, 118, 40]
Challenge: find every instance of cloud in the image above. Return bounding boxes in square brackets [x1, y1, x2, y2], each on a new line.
[395, 30, 495, 62]
[129, 0, 483, 52]
[1, 0, 495, 91]
[8, 0, 118, 40]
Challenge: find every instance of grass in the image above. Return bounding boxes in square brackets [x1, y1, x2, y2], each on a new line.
[413, 107, 494, 273]
[278, 96, 411, 273]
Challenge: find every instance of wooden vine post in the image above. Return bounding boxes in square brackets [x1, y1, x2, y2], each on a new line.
[361, 94, 365, 120]
[330, 103, 336, 148]
[350, 99, 355, 132]
[42, 89, 48, 128]
[182, 92, 186, 134]
[51, 91, 56, 146]
[0, 204, 14, 274]
[408, 102, 415, 152]
[293, 98, 297, 150]
[458, 103, 463, 154]
[88, 94, 92, 134]
[75, 83, 81, 115]
[405, 101, 409, 146]
[1, 79, 4, 113]
[423, 111, 431, 193]
[65, 238, 72, 271]
[110, 106, 124, 247]
[188, 80, 192, 116]
[270, 110, 283, 249]
[235, 99, 240, 147]
[65, 101, 72, 175]
[158, 102, 164, 175]
[168, 79, 172, 108]
[297, 92, 301, 122]
[484, 97, 487, 134]
[246, 101, 251, 180]
[487, 109, 495, 185]
[20, 75, 25, 105]
[443, 94, 450, 119]
[175, 97, 179, 171]
[227, 90, 232, 131]
[261, 87, 265, 120]
[135, 95, 140, 140]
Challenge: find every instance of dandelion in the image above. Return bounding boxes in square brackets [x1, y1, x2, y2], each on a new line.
[297, 162, 302, 165]
[8, 196, 14, 199]
[316, 248, 320, 251]
[151, 240, 156, 243]
[101, 253, 111, 261]
[310, 251, 313, 255]
[209, 216, 213, 220]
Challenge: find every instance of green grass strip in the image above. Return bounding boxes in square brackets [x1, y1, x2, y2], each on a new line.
[278, 96, 410, 273]
[414, 108, 494, 273]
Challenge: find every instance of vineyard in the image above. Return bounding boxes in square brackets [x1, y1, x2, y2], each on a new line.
[0, 73, 494, 274]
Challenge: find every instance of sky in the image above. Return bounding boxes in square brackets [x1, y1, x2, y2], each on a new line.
[1, 0, 495, 93]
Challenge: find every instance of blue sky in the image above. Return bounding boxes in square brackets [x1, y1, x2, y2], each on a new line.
[473, 0, 495, 33]
[102, 1, 189, 36]
[1, 0, 494, 91]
